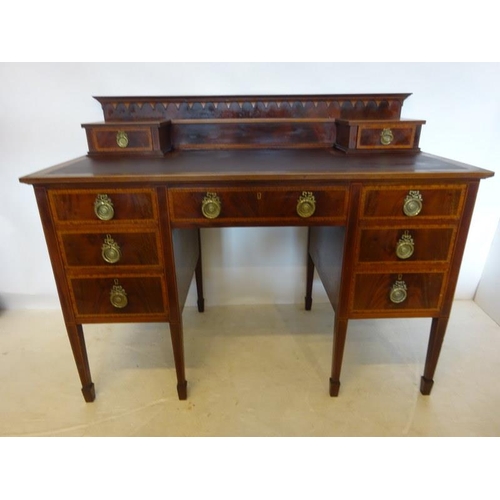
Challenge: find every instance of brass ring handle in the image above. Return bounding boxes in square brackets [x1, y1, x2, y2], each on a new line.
[396, 231, 414, 260]
[297, 191, 316, 218]
[94, 194, 115, 221]
[202, 192, 221, 219]
[102, 234, 121, 264]
[403, 190, 423, 217]
[110, 279, 128, 308]
[116, 131, 129, 148]
[390, 276, 407, 304]
[380, 128, 394, 146]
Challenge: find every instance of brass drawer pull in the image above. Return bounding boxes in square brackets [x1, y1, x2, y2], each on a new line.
[110, 279, 128, 308]
[116, 131, 129, 148]
[94, 194, 114, 221]
[396, 231, 414, 259]
[202, 192, 221, 219]
[390, 275, 407, 304]
[403, 190, 423, 217]
[380, 128, 394, 146]
[102, 234, 121, 264]
[297, 191, 316, 218]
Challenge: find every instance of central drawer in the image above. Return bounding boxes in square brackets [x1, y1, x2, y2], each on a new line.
[168, 186, 348, 226]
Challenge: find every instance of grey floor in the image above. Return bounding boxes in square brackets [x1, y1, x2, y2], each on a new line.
[1, 300, 499, 436]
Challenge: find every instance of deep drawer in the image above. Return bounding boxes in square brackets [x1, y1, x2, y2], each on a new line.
[361, 185, 466, 220]
[69, 276, 167, 318]
[168, 186, 348, 226]
[357, 227, 456, 264]
[49, 189, 157, 224]
[59, 231, 161, 268]
[351, 272, 445, 313]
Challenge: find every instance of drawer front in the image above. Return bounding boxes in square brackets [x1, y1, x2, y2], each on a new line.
[361, 185, 466, 220]
[351, 272, 445, 313]
[59, 231, 160, 268]
[49, 189, 157, 224]
[90, 127, 153, 152]
[357, 124, 416, 149]
[357, 227, 455, 263]
[82, 122, 171, 155]
[70, 276, 167, 318]
[168, 186, 348, 225]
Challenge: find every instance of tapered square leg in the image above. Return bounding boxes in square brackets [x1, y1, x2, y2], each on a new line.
[169, 321, 188, 400]
[177, 381, 188, 400]
[65, 323, 95, 403]
[420, 317, 449, 395]
[81, 383, 96, 402]
[329, 317, 348, 397]
[195, 229, 205, 313]
[329, 378, 341, 397]
[420, 376, 434, 395]
[305, 252, 314, 311]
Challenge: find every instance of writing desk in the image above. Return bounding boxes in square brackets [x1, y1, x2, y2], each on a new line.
[19, 94, 494, 401]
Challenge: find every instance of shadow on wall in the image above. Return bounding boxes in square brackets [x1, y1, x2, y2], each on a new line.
[0, 295, 5, 315]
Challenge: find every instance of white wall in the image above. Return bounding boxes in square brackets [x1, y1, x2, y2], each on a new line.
[1, 63, 499, 309]
[475, 220, 500, 325]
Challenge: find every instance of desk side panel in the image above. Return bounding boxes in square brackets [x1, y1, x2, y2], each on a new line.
[172, 228, 200, 312]
[33, 186, 76, 324]
[308, 226, 346, 312]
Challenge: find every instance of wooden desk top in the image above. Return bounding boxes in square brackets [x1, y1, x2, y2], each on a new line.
[20, 149, 494, 185]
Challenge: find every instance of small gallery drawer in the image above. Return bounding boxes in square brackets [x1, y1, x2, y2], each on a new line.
[357, 227, 456, 263]
[82, 121, 171, 155]
[168, 186, 348, 226]
[59, 231, 160, 267]
[351, 272, 445, 314]
[335, 119, 425, 153]
[49, 189, 157, 224]
[361, 185, 466, 220]
[70, 276, 167, 318]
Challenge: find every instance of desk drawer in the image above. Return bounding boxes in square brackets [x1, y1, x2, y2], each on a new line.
[69, 276, 167, 318]
[351, 272, 445, 314]
[168, 186, 348, 225]
[59, 231, 160, 268]
[361, 185, 466, 220]
[82, 121, 171, 155]
[357, 227, 455, 263]
[335, 119, 425, 153]
[357, 122, 421, 150]
[49, 189, 157, 224]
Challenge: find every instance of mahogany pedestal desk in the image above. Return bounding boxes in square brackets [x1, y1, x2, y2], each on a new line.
[19, 94, 494, 402]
